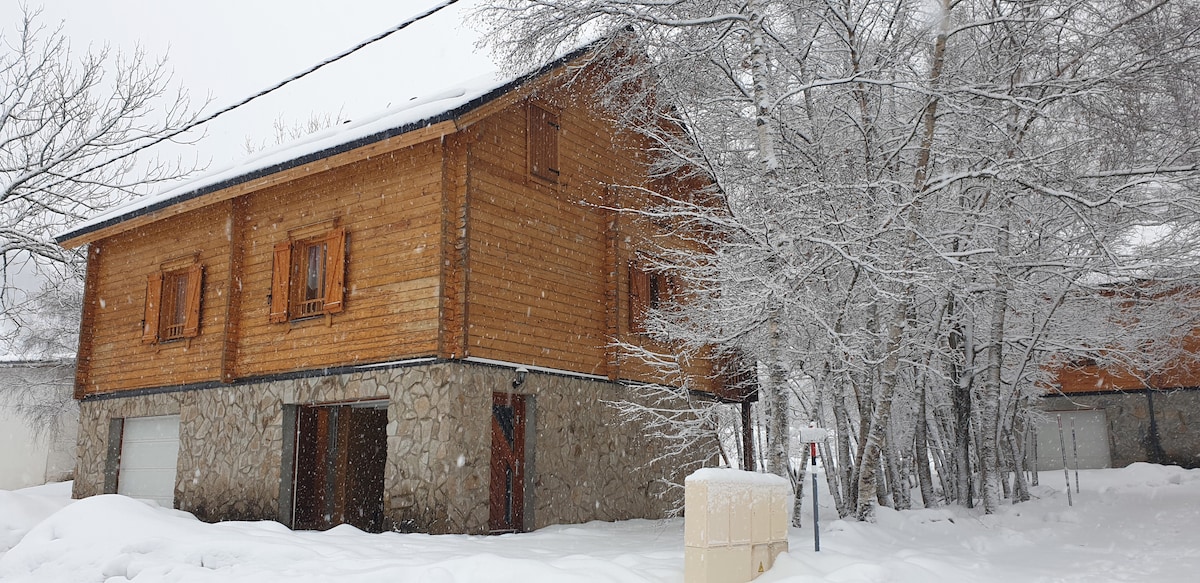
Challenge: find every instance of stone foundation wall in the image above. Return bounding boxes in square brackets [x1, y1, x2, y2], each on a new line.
[1042, 388, 1200, 469]
[74, 361, 700, 533]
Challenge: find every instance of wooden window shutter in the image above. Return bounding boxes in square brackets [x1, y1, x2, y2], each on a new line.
[629, 262, 650, 333]
[529, 104, 559, 183]
[648, 272, 662, 309]
[142, 272, 163, 343]
[270, 241, 292, 323]
[323, 227, 346, 314]
[182, 263, 203, 338]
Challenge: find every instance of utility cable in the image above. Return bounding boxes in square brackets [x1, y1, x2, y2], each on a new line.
[66, 0, 462, 185]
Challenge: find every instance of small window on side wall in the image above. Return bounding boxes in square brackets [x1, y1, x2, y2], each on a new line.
[142, 262, 202, 343]
[629, 262, 669, 334]
[528, 102, 560, 183]
[271, 227, 346, 323]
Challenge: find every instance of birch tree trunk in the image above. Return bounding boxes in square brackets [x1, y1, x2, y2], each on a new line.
[981, 204, 1010, 513]
[915, 383, 937, 507]
[765, 308, 790, 477]
[854, 297, 907, 520]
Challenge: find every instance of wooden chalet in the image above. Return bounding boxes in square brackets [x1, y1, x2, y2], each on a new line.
[56, 47, 731, 533]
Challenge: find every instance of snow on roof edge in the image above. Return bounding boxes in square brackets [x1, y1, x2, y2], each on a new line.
[55, 42, 601, 245]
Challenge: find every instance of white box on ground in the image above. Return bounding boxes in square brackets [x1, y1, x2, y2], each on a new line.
[684, 468, 791, 583]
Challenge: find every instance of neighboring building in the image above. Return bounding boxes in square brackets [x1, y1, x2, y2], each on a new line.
[55, 48, 726, 533]
[1042, 338, 1200, 470]
[0, 358, 77, 489]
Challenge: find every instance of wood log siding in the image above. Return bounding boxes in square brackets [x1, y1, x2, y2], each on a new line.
[80, 203, 229, 394]
[462, 100, 613, 372]
[76, 145, 445, 394]
[231, 146, 443, 377]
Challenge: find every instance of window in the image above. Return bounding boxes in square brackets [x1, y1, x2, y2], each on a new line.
[528, 102, 559, 183]
[271, 227, 346, 322]
[629, 262, 668, 334]
[142, 262, 202, 343]
[294, 238, 328, 318]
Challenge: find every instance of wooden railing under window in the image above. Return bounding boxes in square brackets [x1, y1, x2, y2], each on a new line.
[296, 298, 324, 318]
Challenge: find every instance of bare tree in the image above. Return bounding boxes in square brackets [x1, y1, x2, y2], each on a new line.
[1, 7, 201, 339]
[480, 0, 1200, 520]
[0, 272, 81, 442]
[243, 108, 348, 154]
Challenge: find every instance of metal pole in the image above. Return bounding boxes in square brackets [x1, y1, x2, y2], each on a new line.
[1056, 414, 1073, 507]
[741, 400, 755, 471]
[1030, 425, 1039, 486]
[1070, 417, 1080, 494]
[811, 441, 820, 552]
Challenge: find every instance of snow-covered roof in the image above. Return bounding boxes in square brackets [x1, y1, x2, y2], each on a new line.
[55, 44, 596, 245]
[0, 354, 75, 365]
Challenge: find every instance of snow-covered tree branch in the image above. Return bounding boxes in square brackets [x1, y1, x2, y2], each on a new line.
[0, 7, 202, 347]
[481, 0, 1200, 520]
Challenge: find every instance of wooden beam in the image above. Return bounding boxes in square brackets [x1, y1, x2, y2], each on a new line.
[603, 185, 620, 381]
[438, 133, 470, 360]
[74, 243, 102, 398]
[220, 198, 247, 383]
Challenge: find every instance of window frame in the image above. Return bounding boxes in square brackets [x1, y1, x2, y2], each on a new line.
[292, 236, 329, 319]
[142, 261, 203, 344]
[271, 226, 346, 323]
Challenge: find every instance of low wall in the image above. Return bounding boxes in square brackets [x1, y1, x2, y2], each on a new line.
[0, 360, 77, 489]
[1041, 387, 1200, 469]
[73, 361, 700, 532]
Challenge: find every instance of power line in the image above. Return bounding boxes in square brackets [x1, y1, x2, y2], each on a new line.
[68, 0, 463, 184]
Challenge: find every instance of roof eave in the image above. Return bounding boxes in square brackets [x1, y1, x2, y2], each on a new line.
[55, 42, 603, 248]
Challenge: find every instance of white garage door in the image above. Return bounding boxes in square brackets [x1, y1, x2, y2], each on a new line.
[117, 415, 180, 507]
[1034, 409, 1112, 471]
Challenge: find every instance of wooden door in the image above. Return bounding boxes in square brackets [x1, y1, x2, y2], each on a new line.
[489, 392, 527, 533]
[344, 407, 387, 531]
[293, 406, 331, 530]
[292, 404, 387, 532]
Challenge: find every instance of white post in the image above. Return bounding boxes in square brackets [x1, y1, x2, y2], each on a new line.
[1056, 414, 1073, 507]
[1069, 416, 1080, 494]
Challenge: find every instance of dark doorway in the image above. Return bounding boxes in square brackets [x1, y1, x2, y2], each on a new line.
[490, 392, 527, 533]
[292, 403, 387, 532]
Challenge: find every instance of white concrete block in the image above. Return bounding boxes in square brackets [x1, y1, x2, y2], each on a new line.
[686, 544, 753, 583]
[684, 468, 793, 583]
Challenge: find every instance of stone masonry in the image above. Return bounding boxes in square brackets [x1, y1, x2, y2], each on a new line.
[74, 361, 695, 533]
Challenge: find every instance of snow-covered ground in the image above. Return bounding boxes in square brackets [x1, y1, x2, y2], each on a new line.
[2, 464, 1198, 582]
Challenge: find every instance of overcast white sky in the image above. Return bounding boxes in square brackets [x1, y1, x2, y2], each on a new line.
[2, 0, 504, 169]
